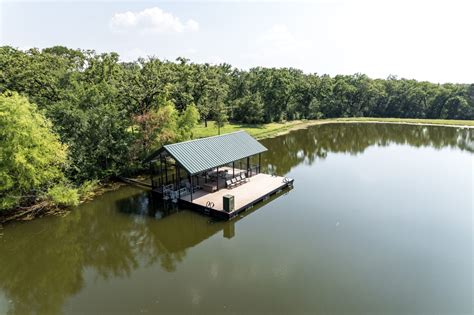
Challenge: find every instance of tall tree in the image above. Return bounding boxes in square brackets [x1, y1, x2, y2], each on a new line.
[0, 92, 71, 210]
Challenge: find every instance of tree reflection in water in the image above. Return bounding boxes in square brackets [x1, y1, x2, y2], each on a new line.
[0, 186, 238, 315]
[0, 123, 471, 314]
[261, 123, 473, 175]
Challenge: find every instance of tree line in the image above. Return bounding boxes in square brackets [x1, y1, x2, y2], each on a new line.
[0, 46, 473, 211]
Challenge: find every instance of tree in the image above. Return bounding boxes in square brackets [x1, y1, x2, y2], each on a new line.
[0, 92, 73, 210]
[214, 101, 228, 135]
[233, 94, 264, 124]
[443, 95, 469, 119]
[119, 57, 174, 116]
[177, 104, 200, 140]
[170, 57, 196, 111]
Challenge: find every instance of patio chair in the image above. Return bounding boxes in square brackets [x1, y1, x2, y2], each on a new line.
[235, 175, 243, 185]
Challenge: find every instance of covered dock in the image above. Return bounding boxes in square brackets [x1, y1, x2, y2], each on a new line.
[144, 131, 293, 219]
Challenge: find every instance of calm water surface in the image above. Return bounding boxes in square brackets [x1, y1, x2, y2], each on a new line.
[0, 123, 472, 315]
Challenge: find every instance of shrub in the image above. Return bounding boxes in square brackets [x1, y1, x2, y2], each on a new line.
[78, 179, 99, 200]
[47, 184, 79, 207]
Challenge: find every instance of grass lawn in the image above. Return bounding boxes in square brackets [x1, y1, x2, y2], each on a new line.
[192, 118, 474, 139]
[192, 121, 310, 139]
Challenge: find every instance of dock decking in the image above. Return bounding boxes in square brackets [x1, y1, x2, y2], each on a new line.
[178, 173, 293, 220]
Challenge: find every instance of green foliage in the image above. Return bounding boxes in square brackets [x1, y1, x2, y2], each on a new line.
[177, 104, 200, 140]
[46, 184, 79, 207]
[213, 101, 228, 135]
[0, 92, 68, 210]
[0, 45, 473, 212]
[78, 179, 100, 200]
[233, 94, 265, 124]
[152, 102, 179, 146]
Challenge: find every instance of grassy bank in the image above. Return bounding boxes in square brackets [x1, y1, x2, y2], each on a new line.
[193, 118, 474, 139]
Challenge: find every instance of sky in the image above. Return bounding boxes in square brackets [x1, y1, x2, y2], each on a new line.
[1, 0, 473, 83]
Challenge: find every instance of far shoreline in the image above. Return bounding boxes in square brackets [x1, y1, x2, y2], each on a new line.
[193, 117, 474, 140]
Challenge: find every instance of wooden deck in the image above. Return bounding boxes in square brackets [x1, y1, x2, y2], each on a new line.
[179, 173, 293, 219]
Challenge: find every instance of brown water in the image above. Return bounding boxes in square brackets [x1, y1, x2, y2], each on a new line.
[0, 123, 472, 315]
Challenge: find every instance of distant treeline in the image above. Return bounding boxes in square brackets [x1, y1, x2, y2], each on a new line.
[0, 46, 473, 211]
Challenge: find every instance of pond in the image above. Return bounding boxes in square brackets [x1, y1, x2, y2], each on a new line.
[0, 123, 472, 314]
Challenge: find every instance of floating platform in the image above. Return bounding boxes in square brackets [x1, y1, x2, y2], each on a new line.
[154, 173, 294, 220]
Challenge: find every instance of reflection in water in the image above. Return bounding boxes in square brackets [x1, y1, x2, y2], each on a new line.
[261, 123, 473, 175]
[0, 187, 239, 315]
[0, 123, 471, 315]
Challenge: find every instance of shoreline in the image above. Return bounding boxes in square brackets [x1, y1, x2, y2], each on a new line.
[254, 118, 473, 139]
[0, 181, 125, 225]
[1, 117, 472, 225]
[193, 118, 473, 140]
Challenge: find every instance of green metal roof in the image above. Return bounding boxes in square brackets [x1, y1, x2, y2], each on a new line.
[145, 131, 267, 175]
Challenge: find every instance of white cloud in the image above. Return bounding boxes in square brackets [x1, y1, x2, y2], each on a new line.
[110, 7, 199, 34]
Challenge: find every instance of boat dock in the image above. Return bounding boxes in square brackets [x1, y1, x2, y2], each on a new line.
[144, 131, 294, 220]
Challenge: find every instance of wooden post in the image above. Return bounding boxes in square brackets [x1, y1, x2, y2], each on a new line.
[189, 173, 193, 202]
[246, 157, 250, 177]
[165, 157, 168, 184]
[160, 157, 164, 189]
[149, 163, 154, 188]
[176, 164, 179, 192]
[232, 161, 235, 178]
[258, 153, 261, 174]
[216, 167, 219, 190]
[162, 157, 165, 187]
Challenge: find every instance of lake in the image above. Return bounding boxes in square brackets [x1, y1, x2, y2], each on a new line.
[0, 123, 472, 315]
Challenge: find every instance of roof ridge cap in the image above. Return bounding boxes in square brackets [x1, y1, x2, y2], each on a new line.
[164, 130, 247, 147]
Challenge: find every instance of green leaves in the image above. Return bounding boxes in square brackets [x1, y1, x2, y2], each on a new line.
[46, 184, 79, 207]
[177, 104, 200, 140]
[0, 92, 68, 210]
[233, 94, 264, 124]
